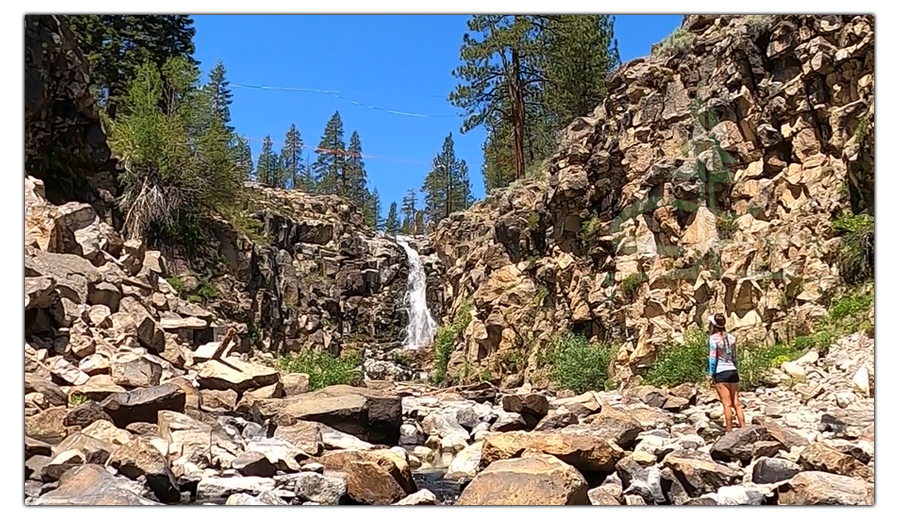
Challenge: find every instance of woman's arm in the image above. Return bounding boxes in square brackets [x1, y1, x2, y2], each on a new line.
[708, 336, 717, 376]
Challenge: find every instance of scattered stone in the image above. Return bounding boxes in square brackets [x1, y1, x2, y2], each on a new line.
[100, 383, 186, 428]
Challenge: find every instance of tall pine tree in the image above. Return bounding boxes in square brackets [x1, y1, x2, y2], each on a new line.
[63, 15, 197, 117]
[256, 135, 279, 187]
[234, 135, 253, 181]
[421, 132, 473, 226]
[207, 60, 234, 132]
[346, 130, 370, 208]
[312, 111, 345, 196]
[364, 187, 383, 230]
[384, 202, 400, 235]
[400, 189, 418, 235]
[280, 124, 304, 190]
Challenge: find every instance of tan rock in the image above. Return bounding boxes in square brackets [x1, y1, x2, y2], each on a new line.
[456, 454, 589, 505]
[482, 429, 624, 473]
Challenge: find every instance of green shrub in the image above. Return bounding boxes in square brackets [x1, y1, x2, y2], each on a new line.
[716, 211, 737, 241]
[738, 342, 801, 390]
[580, 215, 602, 242]
[533, 285, 549, 308]
[832, 213, 874, 285]
[620, 273, 645, 298]
[547, 332, 614, 394]
[527, 212, 541, 231]
[643, 331, 709, 387]
[829, 291, 874, 321]
[432, 300, 473, 384]
[279, 349, 361, 391]
[69, 392, 88, 407]
[652, 28, 695, 57]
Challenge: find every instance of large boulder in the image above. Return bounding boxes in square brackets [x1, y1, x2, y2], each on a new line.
[32, 464, 159, 505]
[776, 471, 871, 505]
[253, 385, 401, 445]
[100, 383, 186, 428]
[481, 429, 625, 473]
[317, 449, 416, 505]
[456, 454, 589, 505]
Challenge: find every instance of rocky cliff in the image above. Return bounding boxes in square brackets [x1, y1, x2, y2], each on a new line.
[432, 14, 874, 387]
[172, 185, 445, 375]
[24, 15, 119, 215]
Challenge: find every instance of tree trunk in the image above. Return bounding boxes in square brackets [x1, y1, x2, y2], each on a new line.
[511, 47, 526, 181]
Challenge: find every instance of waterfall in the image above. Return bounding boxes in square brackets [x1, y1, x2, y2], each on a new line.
[396, 236, 438, 350]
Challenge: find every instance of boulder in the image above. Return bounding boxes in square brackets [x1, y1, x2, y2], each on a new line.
[777, 471, 869, 505]
[292, 471, 348, 505]
[100, 383, 186, 428]
[107, 437, 179, 503]
[195, 358, 280, 392]
[663, 453, 740, 497]
[456, 454, 589, 505]
[710, 425, 775, 463]
[32, 464, 160, 505]
[751, 457, 802, 484]
[317, 449, 416, 505]
[481, 429, 624, 473]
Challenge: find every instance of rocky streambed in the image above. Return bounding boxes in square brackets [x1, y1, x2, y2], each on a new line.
[25, 332, 874, 505]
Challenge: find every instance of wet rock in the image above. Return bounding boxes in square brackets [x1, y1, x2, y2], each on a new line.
[456, 454, 589, 505]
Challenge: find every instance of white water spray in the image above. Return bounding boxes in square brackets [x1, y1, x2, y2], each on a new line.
[396, 236, 438, 350]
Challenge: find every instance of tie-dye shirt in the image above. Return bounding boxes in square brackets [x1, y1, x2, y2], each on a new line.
[708, 332, 738, 375]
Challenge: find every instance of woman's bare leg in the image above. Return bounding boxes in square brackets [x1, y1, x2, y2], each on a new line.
[714, 382, 734, 432]
[728, 382, 746, 428]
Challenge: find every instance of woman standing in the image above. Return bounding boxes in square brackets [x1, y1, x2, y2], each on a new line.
[707, 313, 746, 433]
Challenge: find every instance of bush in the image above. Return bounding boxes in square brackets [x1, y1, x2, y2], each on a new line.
[432, 300, 473, 384]
[832, 213, 874, 285]
[527, 212, 541, 231]
[580, 215, 602, 242]
[652, 28, 695, 57]
[620, 273, 645, 299]
[547, 332, 614, 394]
[738, 342, 801, 390]
[109, 57, 242, 243]
[279, 349, 361, 391]
[643, 331, 709, 387]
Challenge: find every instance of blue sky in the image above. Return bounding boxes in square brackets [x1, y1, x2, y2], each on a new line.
[191, 15, 683, 217]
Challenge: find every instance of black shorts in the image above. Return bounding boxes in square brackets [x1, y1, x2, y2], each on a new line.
[714, 370, 739, 383]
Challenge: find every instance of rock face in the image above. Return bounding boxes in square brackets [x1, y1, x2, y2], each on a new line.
[24, 16, 118, 211]
[430, 14, 874, 387]
[168, 186, 445, 379]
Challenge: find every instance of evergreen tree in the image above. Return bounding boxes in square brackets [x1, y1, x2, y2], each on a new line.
[280, 124, 304, 189]
[421, 132, 473, 226]
[414, 210, 426, 235]
[364, 187, 383, 230]
[295, 154, 316, 192]
[345, 130, 369, 208]
[384, 202, 400, 235]
[107, 56, 240, 242]
[449, 16, 543, 183]
[63, 15, 197, 117]
[256, 135, 279, 187]
[234, 135, 253, 182]
[312, 111, 345, 196]
[538, 15, 620, 126]
[207, 60, 234, 132]
[400, 189, 418, 235]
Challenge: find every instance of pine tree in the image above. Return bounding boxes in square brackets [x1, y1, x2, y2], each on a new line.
[256, 135, 279, 187]
[384, 202, 400, 235]
[312, 111, 345, 196]
[345, 130, 369, 208]
[207, 60, 234, 132]
[63, 15, 197, 117]
[280, 124, 304, 189]
[538, 15, 621, 125]
[449, 16, 543, 183]
[421, 132, 474, 226]
[364, 187, 383, 230]
[296, 154, 316, 192]
[400, 189, 418, 235]
[234, 135, 253, 181]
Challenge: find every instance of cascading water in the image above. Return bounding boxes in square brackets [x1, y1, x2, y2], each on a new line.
[396, 236, 438, 350]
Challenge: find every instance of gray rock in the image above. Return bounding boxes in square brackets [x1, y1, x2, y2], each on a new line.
[751, 457, 801, 484]
[292, 471, 348, 505]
